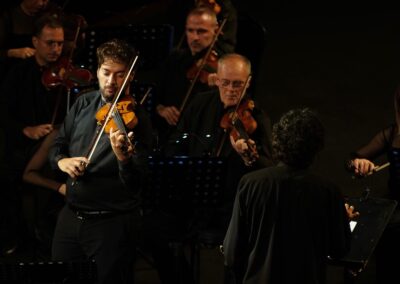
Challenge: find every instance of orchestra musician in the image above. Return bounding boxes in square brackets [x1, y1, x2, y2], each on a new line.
[48, 38, 153, 284]
[154, 6, 227, 151]
[167, 52, 273, 215]
[0, 14, 65, 256]
[347, 86, 400, 283]
[0, 0, 87, 84]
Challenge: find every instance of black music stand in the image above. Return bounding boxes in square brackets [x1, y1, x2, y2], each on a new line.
[142, 156, 227, 284]
[0, 260, 97, 284]
[77, 24, 174, 73]
[144, 156, 226, 210]
[328, 195, 397, 282]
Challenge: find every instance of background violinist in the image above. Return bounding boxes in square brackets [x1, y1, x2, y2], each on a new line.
[0, 0, 87, 85]
[0, 13, 64, 256]
[153, 6, 227, 151]
[48, 38, 153, 284]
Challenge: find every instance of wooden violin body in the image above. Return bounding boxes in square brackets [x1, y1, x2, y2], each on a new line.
[41, 57, 93, 90]
[95, 95, 138, 134]
[220, 99, 259, 164]
[186, 50, 219, 84]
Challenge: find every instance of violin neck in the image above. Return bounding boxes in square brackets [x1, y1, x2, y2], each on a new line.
[112, 108, 128, 136]
[111, 109, 134, 154]
[232, 119, 250, 140]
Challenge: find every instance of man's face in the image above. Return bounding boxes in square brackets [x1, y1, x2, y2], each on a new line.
[97, 60, 128, 102]
[216, 59, 250, 108]
[185, 13, 217, 55]
[32, 25, 64, 66]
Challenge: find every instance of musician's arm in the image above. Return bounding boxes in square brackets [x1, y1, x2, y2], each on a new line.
[22, 130, 65, 194]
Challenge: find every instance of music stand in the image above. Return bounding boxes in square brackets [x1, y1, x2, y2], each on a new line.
[142, 156, 227, 284]
[144, 156, 226, 210]
[77, 24, 174, 73]
[328, 196, 397, 280]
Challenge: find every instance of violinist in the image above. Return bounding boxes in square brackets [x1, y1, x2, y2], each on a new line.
[0, 13, 64, 256]
[0, 0, 87, 84]
[48, 38, 153, 284]
[0, 0, 54, 81]
[144, 53, 273, 284]
[154, 6, 225, 150]
[167, 53, 273, 170]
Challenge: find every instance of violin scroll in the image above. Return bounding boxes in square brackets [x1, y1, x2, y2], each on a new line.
[197, 0, 221, 14]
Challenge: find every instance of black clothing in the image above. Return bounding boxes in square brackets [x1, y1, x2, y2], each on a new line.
[167, 88, 273, 218]
[53, 205, 141, 284]
[350, 123, 400, 283]
[49, 90, 152, 211]
[223, 163, 352, 284]
[49, 90, 152, 284]
[154, 47, 221, 149]
[351, 123, 400, 202]
[0, 4, 34, 79]
[0, 57, 64, 254]
[144, 89, 272, 284]
[0, 57, 65, 170]
[167, 89, 272, 162]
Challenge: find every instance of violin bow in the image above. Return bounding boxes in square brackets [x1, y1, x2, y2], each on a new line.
[50, 16, 84, 126]
[179, 16, 228, 114]
[140, 87, 152, 105]
[368, 162, 390, 175]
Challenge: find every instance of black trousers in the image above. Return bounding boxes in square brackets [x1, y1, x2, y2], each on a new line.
[52, 205, 141, 284]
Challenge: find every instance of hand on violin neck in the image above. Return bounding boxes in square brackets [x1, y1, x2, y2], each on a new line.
[109, 128, 135, 162]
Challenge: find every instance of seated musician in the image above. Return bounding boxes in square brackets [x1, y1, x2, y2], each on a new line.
[141, 53, 273, 284]
[154, 6, 227, 150]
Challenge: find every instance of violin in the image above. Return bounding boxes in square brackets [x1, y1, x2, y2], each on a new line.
[41, 57, 93, 90]
[179, 17, 227, 113]
[220, 99, 257, 139]
[95, 95, 138, 134]
[219, 76, 259, 165]
[186, 49, 218, 84]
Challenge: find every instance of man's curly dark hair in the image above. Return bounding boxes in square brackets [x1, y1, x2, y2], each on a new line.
[272, 108, 325, 169]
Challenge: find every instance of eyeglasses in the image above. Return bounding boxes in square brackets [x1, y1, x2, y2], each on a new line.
[39, 38, 64, 47]
[219, 79, 245, 89]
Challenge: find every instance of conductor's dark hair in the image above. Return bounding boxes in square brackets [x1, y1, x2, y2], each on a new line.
[272, 108, 325, 169]
[96, 38, 136, 67]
